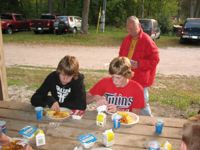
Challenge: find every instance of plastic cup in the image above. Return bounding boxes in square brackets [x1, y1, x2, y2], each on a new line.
[35, 107, 43, 121]
[155, 119, 164, 135]
[0, 120, 7, 134]
[113, 118, 121, 129]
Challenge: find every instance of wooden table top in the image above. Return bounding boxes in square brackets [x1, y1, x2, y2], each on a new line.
[0, 101, 188, 150]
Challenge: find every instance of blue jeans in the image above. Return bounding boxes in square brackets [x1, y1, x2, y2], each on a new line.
[140, 87, 152, 116]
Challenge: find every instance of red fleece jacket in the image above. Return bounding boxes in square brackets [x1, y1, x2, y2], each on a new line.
[119, 30, 160, 87]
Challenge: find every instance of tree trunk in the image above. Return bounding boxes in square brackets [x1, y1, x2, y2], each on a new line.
[48, 0, 53, 14]
[190, 0, 196, 17]
[141, 0, 144, 18]
[35, 0, 39, 17]
[81, 0, 90, 34]
[194, 0, 200, 17]
[62, 0, 66, 15]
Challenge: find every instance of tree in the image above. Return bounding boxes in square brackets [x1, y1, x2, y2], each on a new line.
[48, 0, 53, 14]
[81, 0, 90, 34]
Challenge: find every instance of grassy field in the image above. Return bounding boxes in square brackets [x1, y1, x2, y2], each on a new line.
[7, 66, 200, 117]
[3, 26, 182, 47]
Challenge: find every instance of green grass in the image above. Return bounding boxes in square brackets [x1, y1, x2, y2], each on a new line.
[7, 66, 200, 116]
[3, 26, 186, 47]
[3, 26, 126, 47]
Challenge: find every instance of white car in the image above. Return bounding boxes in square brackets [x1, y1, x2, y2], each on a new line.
[54, 16, 82, 34]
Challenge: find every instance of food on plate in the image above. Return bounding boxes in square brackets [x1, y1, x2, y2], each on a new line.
[47, 110, 70, 119]
[117, 112, 134, 124]
[2, 140, 24, 150]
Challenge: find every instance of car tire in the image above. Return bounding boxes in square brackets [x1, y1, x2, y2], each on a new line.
[6, 27, 13, 34]
[34, 30, 39, 34]
[180, 37, 186, 44]
[72, 27, 77, 34]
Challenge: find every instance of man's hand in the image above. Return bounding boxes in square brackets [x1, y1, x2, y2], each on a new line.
[51, 101, 60, 111]
[130, 60, 138, 69]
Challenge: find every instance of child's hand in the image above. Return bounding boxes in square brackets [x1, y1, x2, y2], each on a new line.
[96, 96, 108, 107]
[107, 104, 117, 113]
[0, 133, 11, 145]
[51, 102, 60, 111]
[24, 144, 33, 150]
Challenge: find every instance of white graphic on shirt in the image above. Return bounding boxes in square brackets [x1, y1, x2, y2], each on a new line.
[56, 85, 71, 103]
[104, 93, 133, 108]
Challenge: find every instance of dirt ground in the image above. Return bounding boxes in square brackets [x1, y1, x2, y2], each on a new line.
[4, 43, 200, 118]
[4, 43, 200, 76]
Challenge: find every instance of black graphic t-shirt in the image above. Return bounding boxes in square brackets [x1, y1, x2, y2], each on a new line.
[31, 71, 86, 110]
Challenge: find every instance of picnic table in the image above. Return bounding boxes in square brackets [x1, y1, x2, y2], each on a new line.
[0, 101, 188, 150]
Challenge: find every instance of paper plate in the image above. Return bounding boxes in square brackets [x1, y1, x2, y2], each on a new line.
[112, 111, 139, 125]
[46, 107, 71, 120]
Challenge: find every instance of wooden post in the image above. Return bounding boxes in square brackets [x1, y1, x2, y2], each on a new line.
[0, 21, 8, 101]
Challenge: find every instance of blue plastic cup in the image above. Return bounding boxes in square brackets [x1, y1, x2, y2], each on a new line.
[155, 119, 164, 135]
[113, 118, 121, 129]
[35, 107, 43, 121]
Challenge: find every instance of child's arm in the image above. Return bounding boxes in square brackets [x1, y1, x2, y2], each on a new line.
[31, 73, 57, 107]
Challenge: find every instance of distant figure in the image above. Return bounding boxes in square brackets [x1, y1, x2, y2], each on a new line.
[181, 122, 200, 150]
[31, 55, 86, 111]
[87, 56, 145, 114]
[119, 16, 159, 116]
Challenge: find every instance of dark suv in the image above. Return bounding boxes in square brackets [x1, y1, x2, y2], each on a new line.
[54, 16, 82, 34]
[180, 18, 200, 43]
[139, 19, 161, 40]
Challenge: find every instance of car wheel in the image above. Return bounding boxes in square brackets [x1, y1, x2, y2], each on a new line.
[180, 37, 186, 44]
[72, 27, 77, 34]
[7, 27, 13, 34]
[34, 30, 39, 34]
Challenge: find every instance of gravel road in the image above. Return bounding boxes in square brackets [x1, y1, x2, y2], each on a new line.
[4, 43, 200, 76]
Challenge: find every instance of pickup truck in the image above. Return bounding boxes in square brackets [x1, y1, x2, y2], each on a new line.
[0, 13, 30, 34]
[30, 14, 56, 34]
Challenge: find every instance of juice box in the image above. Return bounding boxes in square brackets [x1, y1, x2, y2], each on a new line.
[96, 112, 106, 127]
[102, 129, 115, 147]
[35, 129, 46, 146]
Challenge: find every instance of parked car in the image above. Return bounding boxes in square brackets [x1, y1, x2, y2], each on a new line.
[54, 16, 82, 34]
[180, 18, 200, 43]
[139, 19, 161, 40]
[0, 13, 30, 34]
[30, 13, 56, 34]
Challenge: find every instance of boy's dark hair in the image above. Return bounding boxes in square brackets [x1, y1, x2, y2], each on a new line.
[182, 122, 200, 150]
[109, 57, 132, 79]
[56, 55, 79, 79]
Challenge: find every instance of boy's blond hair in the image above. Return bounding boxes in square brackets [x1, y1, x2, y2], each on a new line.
[109, 57, 132, 79]
[182, 122, 200, 150]
[56, 55, 79, 79]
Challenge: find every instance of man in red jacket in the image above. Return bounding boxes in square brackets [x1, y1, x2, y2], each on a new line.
[119, 16, 160, 116]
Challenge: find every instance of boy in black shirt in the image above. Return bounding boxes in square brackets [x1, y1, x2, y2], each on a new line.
[31, 55, 86, 111]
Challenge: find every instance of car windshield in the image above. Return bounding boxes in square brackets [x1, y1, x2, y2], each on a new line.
[139, 20, 151, 30]
[0, 14, 12, 20]
[185, 20, 200, 29]
[40, 15, 55, 19]
[57, 16, 68, 21]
